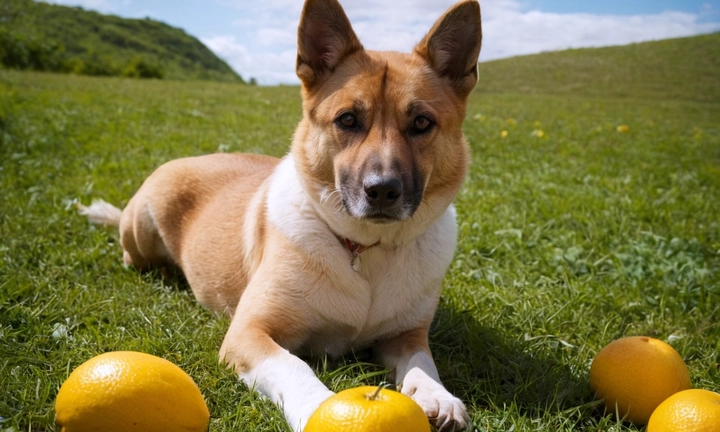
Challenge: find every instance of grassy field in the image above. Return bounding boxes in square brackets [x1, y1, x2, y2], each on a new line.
[1, 34, 719, 431]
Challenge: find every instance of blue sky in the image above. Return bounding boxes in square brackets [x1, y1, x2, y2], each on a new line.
[43, 0, 720, 85]
[525, 0, 716, 17]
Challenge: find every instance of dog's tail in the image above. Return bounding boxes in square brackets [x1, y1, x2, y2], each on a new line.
[77, 199, 123, 226]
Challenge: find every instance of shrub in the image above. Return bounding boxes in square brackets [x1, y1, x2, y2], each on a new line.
[122, 56, 164, 79]
[0, 29, 63, 71]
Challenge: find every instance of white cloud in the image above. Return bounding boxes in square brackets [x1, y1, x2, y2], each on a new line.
[256, 28, 295, 47]
[202, 36, 248, 62]
[480, 8, 720, 61]
[339, 0, 456, 52]
[201, 36, 298, 85]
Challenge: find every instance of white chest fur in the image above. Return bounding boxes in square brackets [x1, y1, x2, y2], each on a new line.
[266, 156, 458, 356]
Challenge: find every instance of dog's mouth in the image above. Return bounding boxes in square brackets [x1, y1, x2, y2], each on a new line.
[356, 210, 405, 224]
[341, 199, 411, 223]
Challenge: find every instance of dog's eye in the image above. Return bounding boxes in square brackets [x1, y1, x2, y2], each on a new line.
[336, 113, 360, 131]
[413, 115, 434, 134]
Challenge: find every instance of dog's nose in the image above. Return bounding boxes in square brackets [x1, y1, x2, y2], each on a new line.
[364, 177, 402, 207]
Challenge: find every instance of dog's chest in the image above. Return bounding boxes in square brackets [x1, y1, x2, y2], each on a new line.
[304, 242, 448, 357]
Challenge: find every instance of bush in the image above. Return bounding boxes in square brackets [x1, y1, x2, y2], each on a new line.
[122, 56, 164, 79]
[60, 57, 86, 75]
[0, 29, 63, 71]
[78, 52, 120, 76]
[0, 29, 164, 80]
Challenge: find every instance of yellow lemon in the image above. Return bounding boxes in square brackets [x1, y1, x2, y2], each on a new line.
[305, 385, 430, 432]
[589, 336, 691, 425]
[55, 351, 209, 432]
[647, 389, 720, 432]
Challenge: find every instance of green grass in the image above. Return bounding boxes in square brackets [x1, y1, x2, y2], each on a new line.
[477, 32, 720, 102]
[1, 34, 719, 431]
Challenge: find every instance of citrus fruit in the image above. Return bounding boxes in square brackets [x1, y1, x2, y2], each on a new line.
[55, 351, 210, 432]
[589, 336, 691, 425]
[647, 389, 720, 432]
[305, 385, 430, 432]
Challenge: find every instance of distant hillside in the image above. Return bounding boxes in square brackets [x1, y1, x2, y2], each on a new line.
[0, 0, 243, 82]
[476, 33, 720, 103]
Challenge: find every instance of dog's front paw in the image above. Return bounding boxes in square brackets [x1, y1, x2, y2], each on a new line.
[284, 389, 335, 432]
[402, 372, 469, 431]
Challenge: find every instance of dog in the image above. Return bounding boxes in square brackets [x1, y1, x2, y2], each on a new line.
[79, 0, 481, 430]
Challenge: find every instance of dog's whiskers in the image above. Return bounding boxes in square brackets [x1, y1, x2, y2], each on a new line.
[320, 187, 345, 214]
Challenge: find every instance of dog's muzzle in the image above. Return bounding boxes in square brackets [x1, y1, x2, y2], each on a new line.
[340, 171, 422, 223]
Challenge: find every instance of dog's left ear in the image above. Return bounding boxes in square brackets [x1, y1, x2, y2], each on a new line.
[415, 0, 482, 98]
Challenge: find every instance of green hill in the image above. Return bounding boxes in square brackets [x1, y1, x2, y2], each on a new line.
[0, 0, 242, 82]
[476, 33, 720, 103]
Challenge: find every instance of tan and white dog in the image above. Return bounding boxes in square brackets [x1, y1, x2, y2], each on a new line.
[80, 0, 481, 430]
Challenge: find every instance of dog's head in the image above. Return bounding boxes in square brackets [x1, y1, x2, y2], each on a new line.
[291, 0, 481, 232]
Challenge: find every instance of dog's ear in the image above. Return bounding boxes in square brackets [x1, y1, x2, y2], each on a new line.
[415, 0, 482, 98]
[296, 0, 363, 89]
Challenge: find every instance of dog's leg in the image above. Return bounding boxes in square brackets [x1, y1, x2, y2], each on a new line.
[220, 313, 334, 432]
[375, 328, 469, 431]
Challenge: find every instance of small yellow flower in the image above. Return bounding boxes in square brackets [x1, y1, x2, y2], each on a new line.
[532, 129, 545, 138]
[533, 120, 542, 128]
[500, 130, 509, 139]
[506, 118, 517, 126]
[693, 127, 702, 140]
[616, 125, 630, 133]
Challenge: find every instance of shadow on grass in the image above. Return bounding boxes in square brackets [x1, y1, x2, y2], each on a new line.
[429, 301, 596, 425]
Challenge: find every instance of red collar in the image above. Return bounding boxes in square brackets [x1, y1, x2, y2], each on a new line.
[339, 236, 380, 271]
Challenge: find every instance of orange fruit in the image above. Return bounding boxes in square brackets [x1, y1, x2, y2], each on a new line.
[305, 385, 430, 432]
[647, 389, 720, 432]
[55, 351, 209, 432]
[589, 336, 691, 425]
